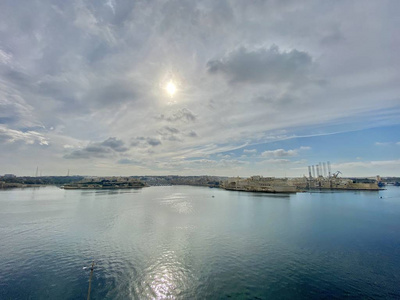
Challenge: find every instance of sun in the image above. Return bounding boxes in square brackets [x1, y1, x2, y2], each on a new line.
[166, 81, 177, 97]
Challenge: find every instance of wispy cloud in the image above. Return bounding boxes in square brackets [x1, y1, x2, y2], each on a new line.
[0, 1, 399, 176]
[334, 160, 400, 168]
[261, 146, 310, 158]
[243, 149, 257, 154]
[0, 126, 48, 146]
[262, 159, 290, 164]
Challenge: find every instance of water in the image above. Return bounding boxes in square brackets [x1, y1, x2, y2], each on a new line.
[0, 186, 399, 299]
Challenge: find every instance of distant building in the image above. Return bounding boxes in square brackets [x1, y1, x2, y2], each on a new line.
[222, 176, 297, 193]
[3, 174, 16, 178]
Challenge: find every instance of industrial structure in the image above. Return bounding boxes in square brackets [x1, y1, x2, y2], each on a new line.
[292, 161, 381, 191]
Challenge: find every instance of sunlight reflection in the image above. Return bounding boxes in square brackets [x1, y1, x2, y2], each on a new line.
[143, 250, 192, 299]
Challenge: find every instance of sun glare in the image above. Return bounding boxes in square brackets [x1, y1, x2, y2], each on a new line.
[166, 81, 177, 97]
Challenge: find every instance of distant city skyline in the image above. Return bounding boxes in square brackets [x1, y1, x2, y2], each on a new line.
[0, 1, 399, 177]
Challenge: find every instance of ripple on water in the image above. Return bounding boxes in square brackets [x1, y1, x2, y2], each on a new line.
[159, 193, 194, 214]
[135, 250, 196, 299]
[1, 186, 400, 299]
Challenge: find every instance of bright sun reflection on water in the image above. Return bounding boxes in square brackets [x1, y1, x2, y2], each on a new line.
[143, 250, 192, 299]
[151, 268, 176, 298]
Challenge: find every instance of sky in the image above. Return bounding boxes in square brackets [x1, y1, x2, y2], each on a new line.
[0, 0, 399, 177]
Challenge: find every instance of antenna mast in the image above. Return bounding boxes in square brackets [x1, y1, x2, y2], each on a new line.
[87, 261, 95, 300]
[327, 161, 332, 178]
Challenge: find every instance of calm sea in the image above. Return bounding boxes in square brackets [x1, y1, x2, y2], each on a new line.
[0, 185, 399, 299]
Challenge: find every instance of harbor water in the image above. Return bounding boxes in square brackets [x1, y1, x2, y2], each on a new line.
[0, 186, 399, 299]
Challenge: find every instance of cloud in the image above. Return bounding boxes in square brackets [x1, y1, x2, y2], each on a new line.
[338, 160, 400, 167]
[261, 149, 297, 158]
[0, 81, 41, 128]
[146, 137, 162, 146]
[156, 126, 184, 142]
[0, 1, 399, 176]
[299, 146, 311, 150]
[88, 81, 138, 107]
[218, 159, 248, 167]
[0, 49, 13, 64]
[73, 2, 116, 45]
[157, 108, 197, 122]
[293, 159, 307, 165]
[187, 130, 198, 137]
[375, 142, 399, 146]
[0, 126, 49, 145]
[243, 149, 257, 154]
[131, 137, 162, 147]
[162, 126, 180, 134]
[207, 45, 313, 85]
[105, 0, 116, 15]
[261, 146, 310, 158]
[100, 137, 129, 152]
[320, 27, 345, 46]
[64, 137, 128, 159]
[117, 158, 138, 165]
[262, 159, 290, 164]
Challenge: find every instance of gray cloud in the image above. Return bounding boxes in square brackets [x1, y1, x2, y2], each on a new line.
[163, 126, 180, 134]
[253, 93, 295, 107]
[131, 137, 162, 147]
[156, 126, 185, 143]
[207, 45, 313, 85]
[146, 137, 162, 146]
[157, 108, 197, 122]
[100, 137, 129, 152]
[64, 137, 127, 159]
[320, 28, 345, 46]
[163, 135, 183, 142]
[87, 80, 139, 107]
[187, 130, 198, 137]
[64, 148, 109, 159]
[0, 81, 41, 129]
[117, 158, 139, 165]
